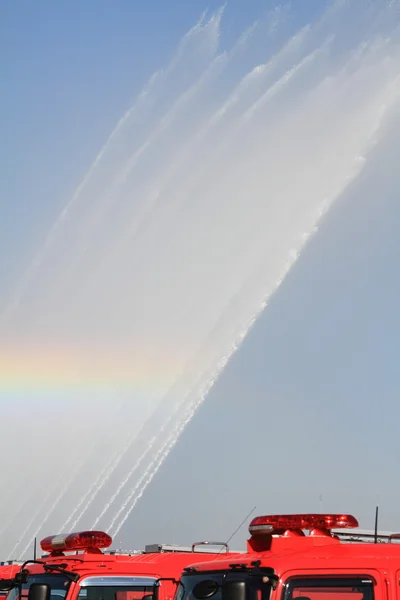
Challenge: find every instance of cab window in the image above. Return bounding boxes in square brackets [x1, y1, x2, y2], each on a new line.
[284, 577, 374, 600]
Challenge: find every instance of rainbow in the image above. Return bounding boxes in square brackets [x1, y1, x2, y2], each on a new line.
[0, 343, 183, 392]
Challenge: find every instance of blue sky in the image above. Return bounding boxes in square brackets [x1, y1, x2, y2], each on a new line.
[2, 0, 400, 554]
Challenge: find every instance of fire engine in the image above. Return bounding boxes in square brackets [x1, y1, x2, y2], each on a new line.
[169, 513, 400, 600]
[0, 531, 236, 600]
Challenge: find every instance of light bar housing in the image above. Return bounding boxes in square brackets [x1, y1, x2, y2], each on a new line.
[40, 531, 112, 553]
[249, 514, 359, 536]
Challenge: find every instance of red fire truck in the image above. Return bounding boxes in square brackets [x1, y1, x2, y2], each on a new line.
[170, 513, 400, 600]
[1, 531, 236, 600]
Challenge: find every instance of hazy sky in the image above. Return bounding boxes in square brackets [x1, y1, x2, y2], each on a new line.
[1, 0, 400, 557]
[138, 121, 400, 549]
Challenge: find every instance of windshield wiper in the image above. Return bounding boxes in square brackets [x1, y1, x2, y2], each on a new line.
[15, 560, 80, 583]
[42, 563, 80, 582]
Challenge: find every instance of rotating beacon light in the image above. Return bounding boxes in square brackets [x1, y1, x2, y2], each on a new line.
[40, 531, 112, 554]
[249, 514, 359, 536]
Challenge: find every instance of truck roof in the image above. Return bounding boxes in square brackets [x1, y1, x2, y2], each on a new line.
[185, 513, 400, 576]
[0, 565, 23, 580]
[24, 544, 237, 578]
[189, 538, 400, 573]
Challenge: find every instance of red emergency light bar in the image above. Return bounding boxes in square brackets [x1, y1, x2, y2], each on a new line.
[40, 530, 112, 553]
[249, 514, 359, 536]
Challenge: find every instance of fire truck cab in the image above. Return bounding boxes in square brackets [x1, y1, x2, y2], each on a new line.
[173, 514, 400, 600]
[3, 531, 235, 600]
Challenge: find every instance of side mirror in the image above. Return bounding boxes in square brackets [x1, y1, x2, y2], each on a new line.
[28, 584, 51, 600]
[221, 581, 246, 600]
[0, 580, 16, 592]
[193, 581, 219, 599]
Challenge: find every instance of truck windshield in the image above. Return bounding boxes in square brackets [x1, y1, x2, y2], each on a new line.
[177, 571, 272, 600]
[78, 579, 155, 600]
[7, 574, 70, 600]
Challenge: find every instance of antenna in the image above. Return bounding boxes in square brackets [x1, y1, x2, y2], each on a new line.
[213, 505, 256, 558]
[374, 506, 379, 544]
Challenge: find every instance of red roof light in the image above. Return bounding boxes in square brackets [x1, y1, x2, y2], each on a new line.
[249, 514, 359, 536]
[40, 531, 112, 553]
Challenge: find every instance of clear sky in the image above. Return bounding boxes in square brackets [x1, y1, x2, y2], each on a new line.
[1, 0, 400, 556]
